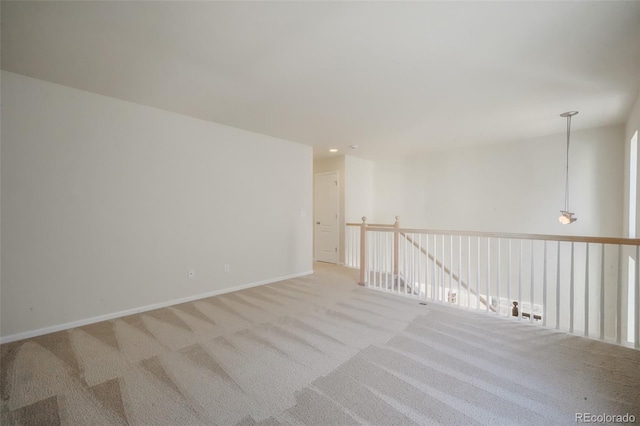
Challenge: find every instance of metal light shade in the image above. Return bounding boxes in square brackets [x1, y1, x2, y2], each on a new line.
[559, 211, 576, 224]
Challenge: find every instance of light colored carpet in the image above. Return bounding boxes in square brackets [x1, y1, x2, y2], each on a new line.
[1, 262, 639, 425]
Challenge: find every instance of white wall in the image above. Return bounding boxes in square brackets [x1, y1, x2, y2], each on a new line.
[374, 125, 625, 237]
[0, 69, 3, 337]
[626, 92, 640, 155]
[624, 93, 640, 237]
[622, 92, 640, 343]
[344, 155, 374, 224]
[0, 71, 313, 340]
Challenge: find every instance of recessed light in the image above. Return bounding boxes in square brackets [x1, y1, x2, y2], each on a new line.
[329, 148, 338, 153]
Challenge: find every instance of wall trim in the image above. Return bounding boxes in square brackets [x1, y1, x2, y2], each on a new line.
[0, 270, 314, 344]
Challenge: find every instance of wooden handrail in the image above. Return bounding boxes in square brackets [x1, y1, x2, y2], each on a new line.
[355, 226, 640, 246]
[400, 232, 496, 312]
[347, 222, 392, 228]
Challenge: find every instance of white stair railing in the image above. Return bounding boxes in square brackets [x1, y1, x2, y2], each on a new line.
[345, 217, 640, 349]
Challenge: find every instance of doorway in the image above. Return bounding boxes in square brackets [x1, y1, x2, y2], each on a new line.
[314, 171, 339, 263]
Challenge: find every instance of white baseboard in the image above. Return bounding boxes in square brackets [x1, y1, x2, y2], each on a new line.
[0, 270, 314, 344]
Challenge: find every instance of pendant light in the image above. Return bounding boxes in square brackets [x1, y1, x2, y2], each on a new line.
[559, 111, 578, 224]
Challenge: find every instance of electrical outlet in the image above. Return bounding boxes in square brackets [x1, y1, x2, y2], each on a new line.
[188, 269, 195, 278]
[224, 264, 230, 273]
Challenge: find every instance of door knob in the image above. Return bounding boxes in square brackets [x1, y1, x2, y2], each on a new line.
[316, 221, 320, 224]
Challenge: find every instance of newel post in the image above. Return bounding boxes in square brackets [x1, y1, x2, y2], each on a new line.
[359, 217, 368, 285]
[393, 216, 400, 279]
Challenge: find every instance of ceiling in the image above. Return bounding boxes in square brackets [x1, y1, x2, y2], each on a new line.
[2, 1, 639, 161]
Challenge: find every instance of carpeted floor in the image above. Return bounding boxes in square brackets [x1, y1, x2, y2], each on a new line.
[1, 262, 639, 425]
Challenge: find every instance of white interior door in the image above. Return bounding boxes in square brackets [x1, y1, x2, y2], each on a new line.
[314, 171, 339, 264]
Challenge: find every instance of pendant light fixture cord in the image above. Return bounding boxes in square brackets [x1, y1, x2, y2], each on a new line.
[559, 110, 578, 224]
[565, 114, 571, 212]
